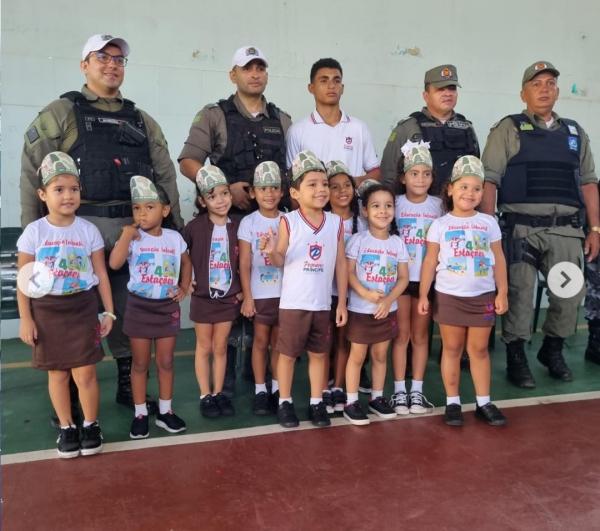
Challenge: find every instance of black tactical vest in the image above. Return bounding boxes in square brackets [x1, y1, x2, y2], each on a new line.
[61, 91, 154, 202]
[410, 111, 479, 195]
[217, 96, 286, 185]
[498, 114, 583, 208]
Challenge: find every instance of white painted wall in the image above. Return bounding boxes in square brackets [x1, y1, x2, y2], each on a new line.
[2, 0, 598, 337]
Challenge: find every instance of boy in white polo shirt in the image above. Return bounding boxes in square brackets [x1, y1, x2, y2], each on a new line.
[286, 58, 380, 186]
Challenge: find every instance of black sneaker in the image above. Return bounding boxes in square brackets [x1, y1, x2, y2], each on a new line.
[214, 392, 235, 416]
[409, 391, 434, 415]
[80, 422, 103, 456]
[56, 426, 80, 459]
[308, 402, 331, 427]
[155, 411, 187, 433]
[390, 391, 410, 415]
[277, 401, 299, 428]
[475, 402, 507, 426]
[343, 401, 370, 425]
[130, 415, 149, 439]
[358, 365, 372, 394]
[253, 391, 271, 416]
[322, 391, 335, 414]
[444, 404, 464, 426]
[331, 389, 347, 412]
[200, 395, 221, 418]
[269, 390, 280, 413]
[368, 396, 396, 419]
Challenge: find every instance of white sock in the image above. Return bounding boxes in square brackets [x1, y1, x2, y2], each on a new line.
[332, 387, 343, 393]
[347, 392, 359, 404]
[279, 397, 292, 405]
[60, 425, 72, 430]
[394, 380, 406, 394]
[255, 383, 267, 394]
[310, 397, 322, 405]
[83, 419, 96, 428]
[159, 399, 172, 415]
[134, 403, 148, 417]
[271, 379, 279, 393]
[446, 396, 461, 406]
[476, 395, 491, 407]
[322, 389, 331, 395]
[200, 394, 208, 400]
[371, 389, 383, 400]
[411, 380, 423, 393]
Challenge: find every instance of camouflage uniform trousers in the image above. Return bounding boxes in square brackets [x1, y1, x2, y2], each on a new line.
[584, 257, 600, 321]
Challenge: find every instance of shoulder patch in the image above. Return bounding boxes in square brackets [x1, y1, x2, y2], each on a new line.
[26, 125, 40, 144]
[387, 131, 397, 144]
[192, 111, 203, 125]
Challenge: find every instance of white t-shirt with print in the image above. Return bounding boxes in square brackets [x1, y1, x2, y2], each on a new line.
[238, 210, 283, 300]
[17, 216, 103, 296]
[209, 224, 232, 298]
[346, 230, 409, 314]
[395, 195, 443, 282]
[126, 228, 187, 299]
[426, 212, 501, 297]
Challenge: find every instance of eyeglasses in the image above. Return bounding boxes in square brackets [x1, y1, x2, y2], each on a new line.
[89, 51, 128, 67]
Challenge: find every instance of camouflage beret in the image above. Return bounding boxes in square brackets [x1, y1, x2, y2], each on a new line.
[451, 155, 485, 183]
[325, 160, 352, 179]
[357, 178, 379, 199]
[196, 165, 228, 195]
[39, 151, 79, 186]
[290, 150, 325, 182]
[130, 175, 160, 203]
[253, 161, 281, 188]
[403, 145, 433, 172]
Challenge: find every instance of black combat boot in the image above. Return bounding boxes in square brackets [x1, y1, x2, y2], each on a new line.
[506, 340, 536, 388]
[537, 336, 573, 381]
[585, 320, 600, 365]
[115, 357, 158, 414]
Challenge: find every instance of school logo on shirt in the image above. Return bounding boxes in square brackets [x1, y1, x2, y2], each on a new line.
[344, 136, 353, 151]
[309, 243, 322, 260]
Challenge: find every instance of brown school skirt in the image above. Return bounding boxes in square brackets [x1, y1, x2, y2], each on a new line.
[30, 289, 103, 370]
[190, 295, 241, 324]
[346, 310, 398, 345]
[254, 297, 279, 326]
[434, 291, 496, 327]
[123, 293, 181, 339]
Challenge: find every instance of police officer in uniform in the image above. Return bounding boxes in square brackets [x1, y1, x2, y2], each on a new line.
[179, 45, 291, 214]
[381, 65, 479, 195]
[20, 34, 183, 413]
[179, 45, 291, 392]
[480, 61, 599, 388]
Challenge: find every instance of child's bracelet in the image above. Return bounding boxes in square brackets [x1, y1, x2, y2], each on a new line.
[102, 311, 117, 321]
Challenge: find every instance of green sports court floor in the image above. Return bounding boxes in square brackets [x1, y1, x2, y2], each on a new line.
[2, 309, 599, 456]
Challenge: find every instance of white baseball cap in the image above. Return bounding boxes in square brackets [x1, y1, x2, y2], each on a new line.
[231, 46, 268, 69]
[82, 34, 130, 60]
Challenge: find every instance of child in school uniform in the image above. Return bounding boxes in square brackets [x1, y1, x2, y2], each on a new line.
[343, 183, 410, 425]
[419, 156, 508, 427]
[184, 165, 241, 418]
[17, 151, 114, 458]
[238, 161, 284, 415]
[391, 142, 443, 415]
[109, 176, 192, 439]
[261, 150, 348, 428]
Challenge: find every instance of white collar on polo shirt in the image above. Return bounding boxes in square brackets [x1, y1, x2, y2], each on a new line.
[310, 109, 351, 125]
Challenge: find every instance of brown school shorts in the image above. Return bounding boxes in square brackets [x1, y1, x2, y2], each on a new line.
[276, 309, 332, 358]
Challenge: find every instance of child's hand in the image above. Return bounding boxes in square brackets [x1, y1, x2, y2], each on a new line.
[19, 318, 38, 347]
[99, 315, 114, 337]
[365, 289, 384, 304]
[259, 228, 276, 254]
[417, 297, 430, 316]
[235, 292, 244, 303]
[121, 224, 141, 242]
[169, 286, 187, 303]
[336, 304, 348, 327]
[373, 298, 392, 320]
[187, 279, 196, 296]
[241, 297, 256, 318]
[495, 293, 508, 315]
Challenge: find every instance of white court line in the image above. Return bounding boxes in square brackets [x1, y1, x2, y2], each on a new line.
[3, 390, 600, 466]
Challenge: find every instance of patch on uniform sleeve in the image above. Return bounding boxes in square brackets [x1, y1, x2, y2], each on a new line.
[192, 111, 203, 125]
[26, 125, 40, 144]
[387, 131, 397, 143]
